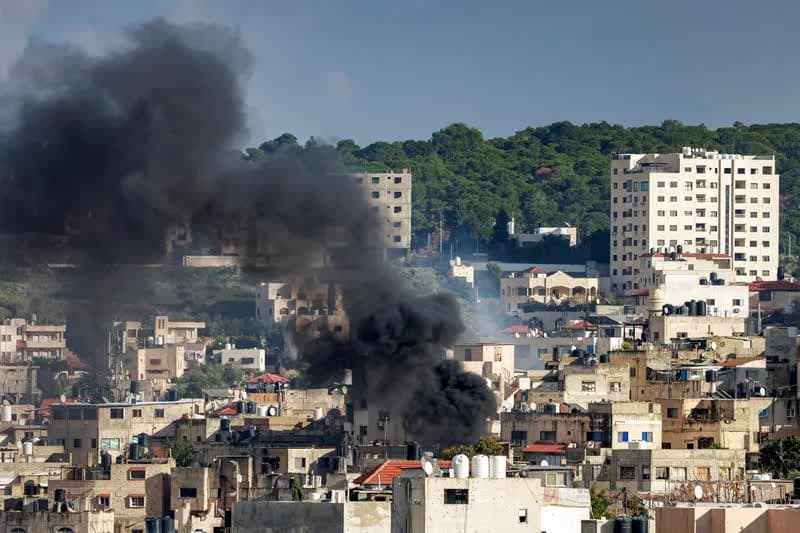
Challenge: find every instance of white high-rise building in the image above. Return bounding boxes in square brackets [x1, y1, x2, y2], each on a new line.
[610, 148, 779, 294]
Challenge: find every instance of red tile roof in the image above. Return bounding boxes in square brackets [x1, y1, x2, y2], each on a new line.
[502, 325, 530, 334]
[212, 406, 238, 416]
[633, 289, 649, 296]
[38, 398, 79, 417]
[245, 373, 289, 384]
[522, 266, 549, 274]
[353, 459, 452, 485]
[522, 442, 567, 454]
[749, 280, 800, 292]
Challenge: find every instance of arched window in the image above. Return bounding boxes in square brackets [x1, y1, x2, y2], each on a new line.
[55, 528, 75, 533]
[10, 527, 27, 533]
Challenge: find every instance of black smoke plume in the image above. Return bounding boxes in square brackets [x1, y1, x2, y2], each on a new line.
[0, 19, 495, 447]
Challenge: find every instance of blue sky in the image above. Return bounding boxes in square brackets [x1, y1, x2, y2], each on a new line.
[2, 0, 799, 146]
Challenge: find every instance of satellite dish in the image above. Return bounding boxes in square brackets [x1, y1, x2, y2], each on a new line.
[694, 485, 703, 499]
[710, 341, 718, 351]
[529, 403, 538, 412]
[771, 482, 777, 489]
[59, 394, 66, 403]
[420, 453, 440, 477]
[422, 461, 433, 476]
[341, 386, 348, 395]
[1, 399, 9, 406]
[540, 460, 549, 466]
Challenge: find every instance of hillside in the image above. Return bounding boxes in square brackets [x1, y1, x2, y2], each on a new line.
[245, 121, 800, 265]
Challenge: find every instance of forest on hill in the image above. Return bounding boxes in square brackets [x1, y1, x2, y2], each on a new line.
[243, 120, 800, 263]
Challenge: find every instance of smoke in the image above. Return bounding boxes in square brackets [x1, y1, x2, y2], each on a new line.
[0, 19, 495, 447]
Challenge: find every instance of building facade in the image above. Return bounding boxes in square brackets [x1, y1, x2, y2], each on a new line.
[356, 169, 412, 251]
[610, 148, 779, 293]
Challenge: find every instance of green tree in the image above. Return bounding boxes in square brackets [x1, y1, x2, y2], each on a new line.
[473, 436, 504, 456]
[74, 371, 113, 403]
[760, 437, 800, 478]
[486, 262, 503, 281]
[174, 364, 244, 398]
[591, 485, 615, 520]
[165, 438, 195, 467]
[440, 444, 474, 460]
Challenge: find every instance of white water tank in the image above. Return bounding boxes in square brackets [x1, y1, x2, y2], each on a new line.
[257, 405, 269, 417]
[157, 335, 164, 346]
[267, 406, 278, 416]
[23, 441, 33, 456]
[489, 456, 506, 478]
[453, 454, 470, 478]
[313, 407, 324, 421]
[1, 405, 12, 422]
[471, 454, 489, 478]
[455, 256, 462, 266]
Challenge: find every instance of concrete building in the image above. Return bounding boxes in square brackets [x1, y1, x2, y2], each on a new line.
[153, 315, 205, 345]
[356, 168, 412, 251]
[0, 366, 37, 403]
[49, 461, 173, 533]
[391, 476, 590, 533]
[214, 347, 266, 372]
[452, 343, 515, 403]
[610, 148, 779, 293]
[449, 259, 475, 288]
[647, 315, 747, 345]
[47, 399, 203, 465]
[749, 280, 800, 319]
[510, 226, 578, 248]
[0, 318, 67, 362]
[633, 253, 749, 318]
[500, 267, 598, 315]
[585, 448, 747, 495]
[658, 398, 768, 452]
[0, 510, 115, 533]
[655, 505, 800, 533]
[232, 500, 391, 533]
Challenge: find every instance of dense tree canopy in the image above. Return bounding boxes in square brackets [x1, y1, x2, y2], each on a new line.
[245, 120, 800, 262]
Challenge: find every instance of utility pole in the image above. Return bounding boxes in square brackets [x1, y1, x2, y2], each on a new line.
[439, 211, 443, 257]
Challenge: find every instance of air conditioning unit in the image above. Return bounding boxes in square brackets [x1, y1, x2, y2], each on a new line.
[732, 308, 740, 314]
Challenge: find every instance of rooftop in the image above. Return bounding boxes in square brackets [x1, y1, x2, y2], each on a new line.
[522, 442, 567, 455]
[749, 280, 800, 292]
[245, 372, 289, 384]
[353, 459, 451, 485]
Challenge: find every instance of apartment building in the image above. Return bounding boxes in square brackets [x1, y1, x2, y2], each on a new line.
[214, 347, 266, 372]
[47, 399, 203, 465]
[0, 318, 67, 362]
[610, 148, 779, 293]
[354, 168, 412, 251]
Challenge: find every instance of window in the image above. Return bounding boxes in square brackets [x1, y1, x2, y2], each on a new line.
[618, 432, 629, 442]
[240, 357, 255, 364]
[610, 382, 621, 392]
[539, 431, 557, 442]
[737, 168, 745, 175]
[655, 467, 669, 479]
[696, 166, 705, 174]
[73, 438, 82, 449]
[763, 166, 773, 175]
[641, 432, 653, 442]
[733, 299, 742, 306]
[642, 466, 651, 480]
[669, 181, 678, 188]
[394, 177, 402, 184]
[132, 409, 142, 418]
[129, 469, 146, 480]
[91, 438, 97, 449]
[149, 359, 162, 366]
[671, 467, 687, 481]
[295, 457, 307, 469]
[100, 438, 120, 450]
[98, 495, 110, 507]
[545, 471, 567, 487]
[630, 367, 636, 377]
[393, 191, 402, 198]
[657, 210, 665, 216]
[128, 496, 145, 508]
[763, 212, 770, 218]
[619, 466, 636, 480]
[696, 467, 711, 480]
[393, 206, 402, 213]
[392, 235, 402, 243]
[463, 348, 472, 361]
[110, 408, 124, 419]
[669, 210, 678, 216]
[392, 221, 402, 228]
[723, 167, 731, 174]
[657, 225, 665, 231]
[444, 488, 469, 504]
[519, 509, 528, 523]
[510, 430, 528, 445]
[155, 409, 165, 418]
[179, 487, 198, 498]
[657, 196, 665, 202]
[763, 183, 771, 189]
[751, 168, 758, 175]
[370, 191, 379, 199]
[371, 177, 380, 184]
[581, 381, 596, 392]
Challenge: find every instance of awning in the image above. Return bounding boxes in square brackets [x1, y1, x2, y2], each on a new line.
[97, 493, 110, 498]
[0, 475, 16, 487]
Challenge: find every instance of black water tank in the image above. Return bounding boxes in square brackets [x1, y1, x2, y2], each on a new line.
[779, 266, 786, 280]
[145, 517, 161, 533]
[552, 347, 559, 358]
[705, 370, 717, 383]
[662, 304, 673, 315]
[116, 454, 125, 464]
[138, 433, 152, 448]
[632, 516, 648, 533]
[130, 381, 139, 394]
[680, 305, 689, 315]
[236, 401, 244, 414]
[247, 401, 256, 414]
[101, 452, 112, 470]
[166, 390, 179, 401]
[688, 300, 698, 316]
[615, 517, 632, 533]
[161, 516, 175, 533]
[128, 443, 140, 461]
[710, 272, 718, 282]
[553, 352, 561, 363]
[793, 477, 800, 499]
[697, 300, 708, 316]
[54, 488, 66, 502]
[220, 417, 230, 432]
[599, 354, 609, 363]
